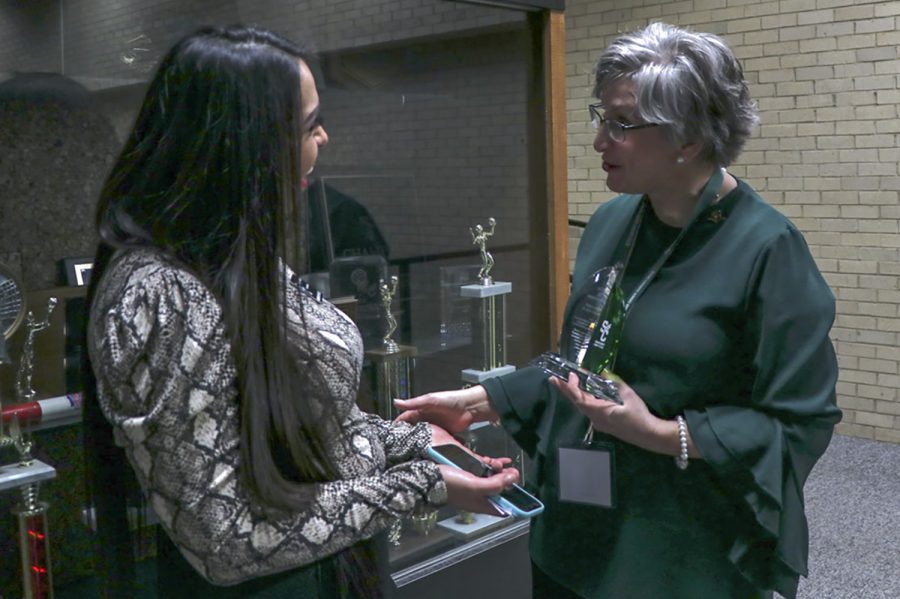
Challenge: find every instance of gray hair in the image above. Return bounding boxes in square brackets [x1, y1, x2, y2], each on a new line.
[593, 22, 759, 166]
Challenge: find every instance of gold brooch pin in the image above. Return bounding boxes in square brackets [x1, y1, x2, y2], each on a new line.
[707, 209, 726, 224]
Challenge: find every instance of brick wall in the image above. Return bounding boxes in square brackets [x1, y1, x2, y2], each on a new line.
[565, 0, 900, 444]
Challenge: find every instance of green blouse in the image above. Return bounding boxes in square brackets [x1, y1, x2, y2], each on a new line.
[482, 179, 841, 599]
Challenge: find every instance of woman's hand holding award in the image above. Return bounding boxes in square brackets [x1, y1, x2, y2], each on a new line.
[530, 266, 625, 404]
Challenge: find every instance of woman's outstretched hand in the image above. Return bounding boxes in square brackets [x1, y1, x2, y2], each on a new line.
[438, 464, 519, 516]
[395, 386, 498, 434]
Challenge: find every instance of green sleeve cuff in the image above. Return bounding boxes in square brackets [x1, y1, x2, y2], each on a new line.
[481, 366, 549, 458]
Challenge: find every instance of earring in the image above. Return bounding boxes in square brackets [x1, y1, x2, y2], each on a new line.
[676, 156, 685, 164]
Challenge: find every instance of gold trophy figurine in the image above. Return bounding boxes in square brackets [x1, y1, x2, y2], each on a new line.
[17, 297, 58, 402]
[380, 276, 399, 353]
[470, 217, 496, 284]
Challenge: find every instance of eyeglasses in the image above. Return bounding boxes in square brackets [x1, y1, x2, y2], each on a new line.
[588, 103, 660, 142]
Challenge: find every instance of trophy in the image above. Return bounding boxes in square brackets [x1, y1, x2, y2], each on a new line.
[434, 219, 521, 539]
[364, 276, 416, 419]
[1, 296, 59, 599]
[460, 218, 515, 385]
[17, 297, 58, 402]
[529, 266, 623, 403]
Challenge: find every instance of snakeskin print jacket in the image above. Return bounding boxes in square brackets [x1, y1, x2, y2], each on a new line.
[88, 248, 447, 585]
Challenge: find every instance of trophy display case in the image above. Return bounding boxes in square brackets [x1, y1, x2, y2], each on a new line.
[0, 1, 567, 595]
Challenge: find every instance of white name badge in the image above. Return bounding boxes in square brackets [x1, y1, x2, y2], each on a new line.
[558, 443, 615, 508]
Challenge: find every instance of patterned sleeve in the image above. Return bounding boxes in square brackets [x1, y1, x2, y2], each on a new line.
[360, 412, 433, 465]
[88, 256, 447, 586]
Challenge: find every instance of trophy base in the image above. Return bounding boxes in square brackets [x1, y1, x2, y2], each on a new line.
[461, 364, 516, 385]
[460, 281, 512, 298]
[529, 353, 622, 404]
[437, 512, 508, 539]
[0, 459, 56, 492]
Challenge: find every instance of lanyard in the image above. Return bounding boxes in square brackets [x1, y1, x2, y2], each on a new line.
[580, 167, 725, 445]
[617, 167, 725, 315]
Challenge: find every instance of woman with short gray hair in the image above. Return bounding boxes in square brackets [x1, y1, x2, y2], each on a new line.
[397, 22, 839, 598]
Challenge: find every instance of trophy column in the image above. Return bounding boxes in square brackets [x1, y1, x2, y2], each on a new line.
[459, 281, 515, 384]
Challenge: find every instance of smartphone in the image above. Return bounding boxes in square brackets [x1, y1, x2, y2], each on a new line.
[426, 443, 544, 518]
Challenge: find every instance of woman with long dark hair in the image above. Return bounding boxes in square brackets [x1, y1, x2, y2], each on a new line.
[83, 25, 516, 598]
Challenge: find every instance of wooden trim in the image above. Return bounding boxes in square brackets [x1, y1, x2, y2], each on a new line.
[544, 11, 568, 344]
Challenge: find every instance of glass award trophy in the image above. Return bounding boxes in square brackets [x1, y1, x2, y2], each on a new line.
[530, 266, 624, 404]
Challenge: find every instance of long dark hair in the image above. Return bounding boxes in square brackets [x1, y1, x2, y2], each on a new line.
[83, 25, 381, 597]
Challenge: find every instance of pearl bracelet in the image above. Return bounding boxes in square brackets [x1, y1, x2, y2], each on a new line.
[675, 415, 689, 470]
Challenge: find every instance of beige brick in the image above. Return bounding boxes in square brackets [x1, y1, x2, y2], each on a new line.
[876, 30, 900, 46]
[781, 53, 818, 69]
[855, 17, 896, 35]
[837, 288, 877, 302]
[835, 422, 875, 439]
[800, 38, 838, 53]
[836, 64, 877, 81]
[855, 411, 896, 428]
[839, 341, 879, 358]
[815, 50, 856, 66]
[795, 65, 834, 80]
[834, 91, 877, 106]
[780, 0, 817, 12]
[854, 75, 896, 90]
[862, 387, 899, 404]
[835, 5, 876, 20]
[856, 105, 897, 119]
[839, 34, 878, 51]
[797, 9, 834, 25]
[820, 218, 859, 232]
[728, 17, 761, 34]
[859, 273, 900, 289]
[761, 13, 797, 29]
[745, 1, 780, 17]
[877, 399, 900, 415]
[859, 357, 899, 373]
[876, 345, 900, 363]
[878, 261, 900, 278]
[879, 290, 900, 304]
[859, 46, 900, 62]
[876, 3, 900, 17]
[743, 29, 780, 46]
[816, 21, 854, 38]
[862, 246, 900, 261]
[838, 396, 876, 412]
[744, 56, 782, 71]
[758, 97, 797, 111]
[859, 163, 899, 178]
[856, 134, 896, 149]
[804, 205, 841, 218]
[797, 122, 835, 136]
[875, 60, 900, 76]
[859, 219, 900, 234]
[875, 427, 900, 444]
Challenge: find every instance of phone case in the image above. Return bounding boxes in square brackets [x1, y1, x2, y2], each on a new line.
[426, 445, 544, 519]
